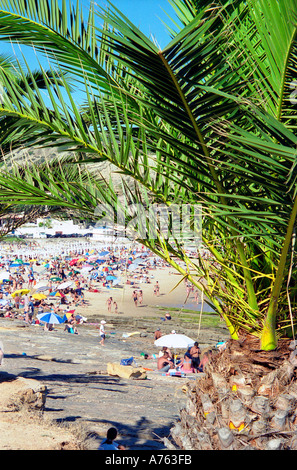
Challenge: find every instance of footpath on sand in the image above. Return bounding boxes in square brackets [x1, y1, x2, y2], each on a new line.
[0, 315, 229, 450]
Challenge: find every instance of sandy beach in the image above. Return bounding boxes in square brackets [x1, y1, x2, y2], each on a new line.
[77, 265, 209, 321]
[0, 240, 229, 450]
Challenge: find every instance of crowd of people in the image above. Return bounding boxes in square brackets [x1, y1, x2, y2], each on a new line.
[0, 244, 167, 326]
[156, 341, 211, 373]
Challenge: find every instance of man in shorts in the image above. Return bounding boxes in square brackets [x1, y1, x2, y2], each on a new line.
[157, 351, 174, 372]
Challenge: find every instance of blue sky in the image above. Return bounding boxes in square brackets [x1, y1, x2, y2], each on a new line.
[3, 0, 175, 65]
[1, 0, 177, 106]
[104, 0, 174, 48]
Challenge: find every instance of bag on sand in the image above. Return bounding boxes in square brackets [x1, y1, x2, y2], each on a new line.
[120, 357, 134, 366]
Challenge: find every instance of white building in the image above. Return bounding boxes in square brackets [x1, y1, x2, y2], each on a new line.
[14, 218, 87, 238]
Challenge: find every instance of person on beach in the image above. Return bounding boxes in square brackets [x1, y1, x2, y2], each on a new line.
[75, 282, 84, 304]
[189, 341, 201, 371]
[113, 301, 118, 314]
[154, 281, 160, 296]
[106, 297, 113, 313]
[14, 294, 20, 310]
[64, 322, 79, 334]
[28, 297, 34, 323]
[132, 290, 138, 307]
[154, 327, 162, 340]
[157, 351, 174, 372]
[98, 427, 125, 450]
[28, 271, 34, 288]
[0, 341, 3, 366]
[194, 290, 199, 304]
[99, 320, 106, 345]
[158, 346, 172, 358]
[179, 352, 194, 373]
[199, 350, 212, 371]
[138, 290, 143, 305]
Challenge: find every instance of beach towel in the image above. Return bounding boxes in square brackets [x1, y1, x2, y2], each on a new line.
[120, 357, 134, 366]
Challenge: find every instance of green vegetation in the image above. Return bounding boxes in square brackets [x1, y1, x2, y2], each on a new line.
[0, 1, 296, 350]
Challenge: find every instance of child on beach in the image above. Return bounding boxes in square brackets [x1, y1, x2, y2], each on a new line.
[98, 427, 125, 450]
[138, 290, 143, 305]
[99, 320, 106, 345]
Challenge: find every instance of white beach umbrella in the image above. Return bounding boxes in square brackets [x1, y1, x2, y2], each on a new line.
[128, 264, 138, 271]
[80, 266, 93, 273]
[0, 271, 10, 280]
[57, 281, 73, 290]
[154, 334, 195, 349]
[34, 281, 49, 289]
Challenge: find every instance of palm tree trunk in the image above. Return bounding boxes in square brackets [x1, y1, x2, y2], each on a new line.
[261, 194, 297, 350]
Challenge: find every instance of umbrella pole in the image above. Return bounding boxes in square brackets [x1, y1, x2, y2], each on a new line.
[197, 287, 204, 338]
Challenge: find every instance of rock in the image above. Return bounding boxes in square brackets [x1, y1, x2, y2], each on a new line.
[271, 409, 288, 430]
[107, 362, 147, 380]
[265, 438, 283, 450]
[229, 399, 246, 429]
[0, 377, 47, 411]
[162, 437, 178, 450]
[218, 427, 234, 449]
[34, 355, 56, 362]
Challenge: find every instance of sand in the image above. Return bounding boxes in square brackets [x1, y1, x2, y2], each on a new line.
[72, 265, 211, 322]
[0, 252, 225, 450]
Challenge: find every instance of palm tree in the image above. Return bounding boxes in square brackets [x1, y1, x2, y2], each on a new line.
[0, 0, 297, 448]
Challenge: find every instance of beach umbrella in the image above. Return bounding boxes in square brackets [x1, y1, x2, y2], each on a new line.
[32, 293, 47, 300]
[0, 271, 10, 280]
[99, 251, 110, 256]
[11, 288, 30, 298]
[37, 312, 65, 324]
[65, 309, 76, 319]
[57, 281, 73, 290]
[132, 258, 146, 265]
[34, 285, 50, 293]
[106, 275, 117, 280]
[128, 264, 138, 271]
[50, 276, 62, 282]
[34, 281, 49, 289]
[49, 291, 62, 297]
[154, 334, 195, 349]
[80, 266, 93, 273]
[0, 299, 9, 306]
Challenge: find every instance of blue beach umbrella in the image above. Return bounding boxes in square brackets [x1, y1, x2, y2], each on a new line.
[106, 275, 117, 280]
[37, 312, 65, 324]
